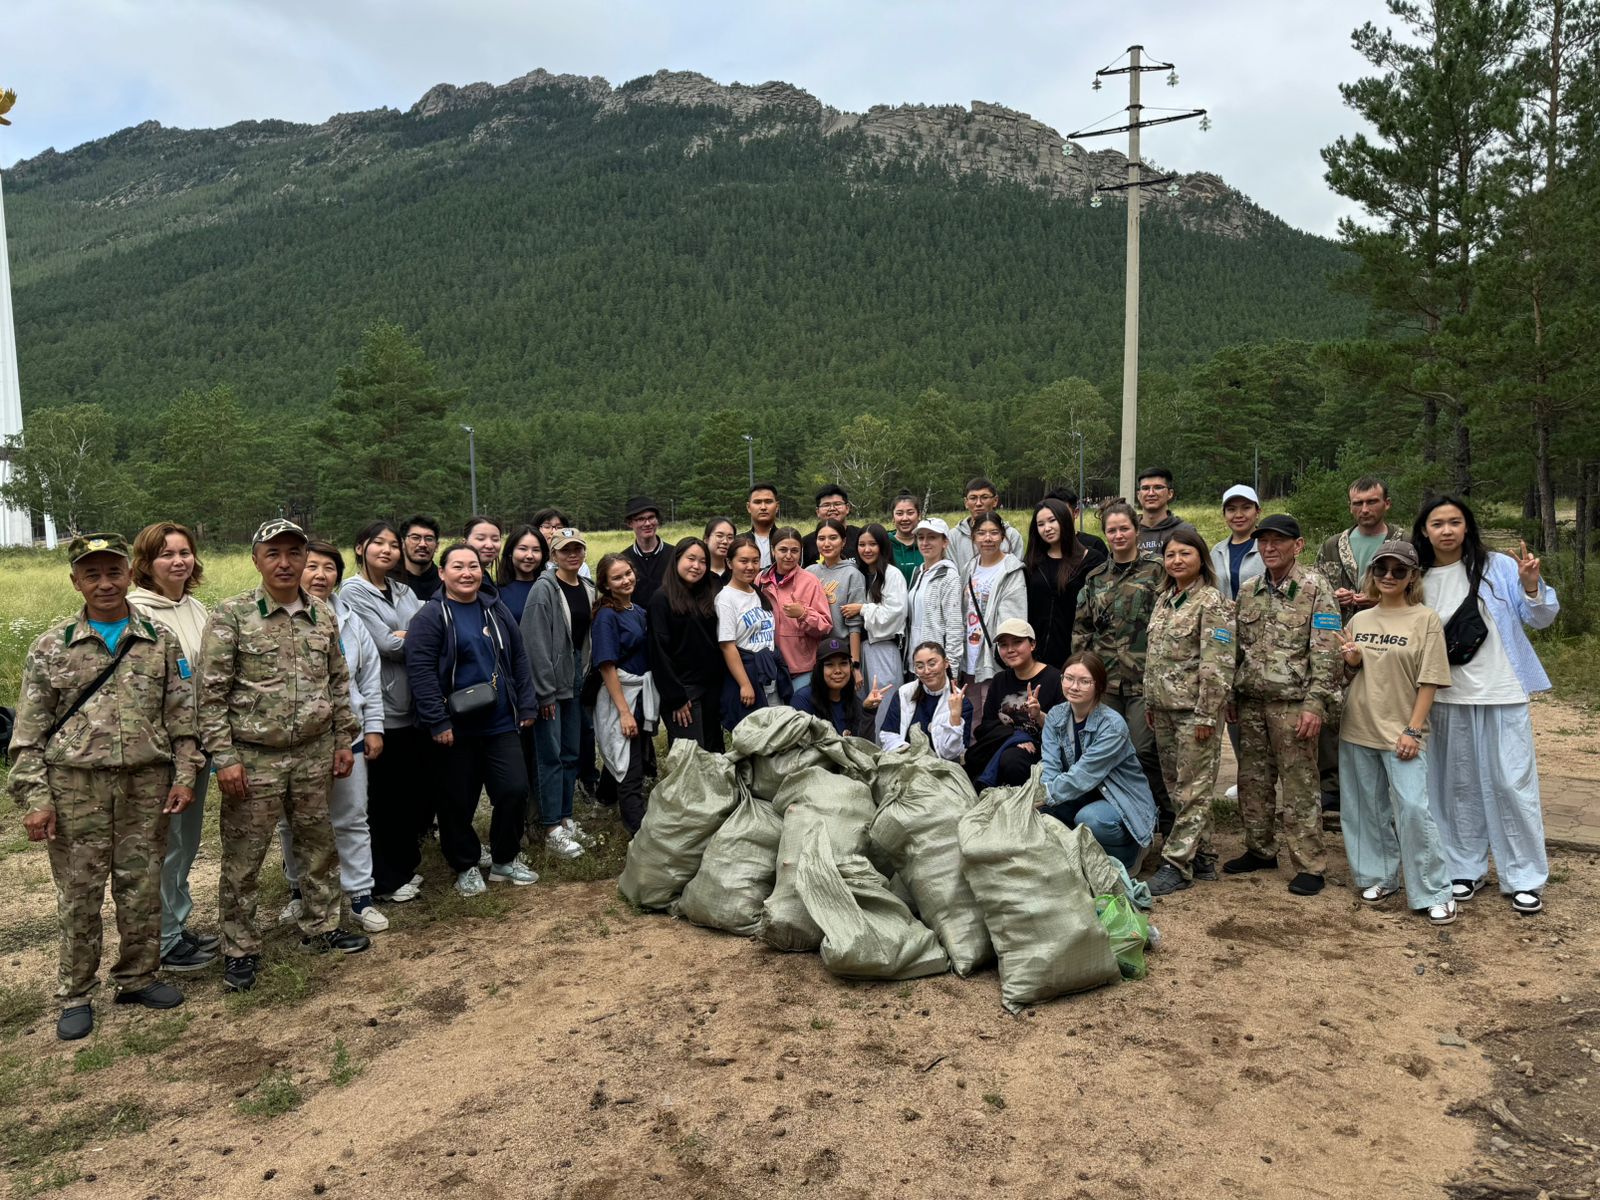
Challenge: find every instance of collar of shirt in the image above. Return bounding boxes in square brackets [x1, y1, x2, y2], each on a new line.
[255, 587, 317, 621]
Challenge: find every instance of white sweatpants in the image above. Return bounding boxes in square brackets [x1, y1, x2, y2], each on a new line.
[1425, 703, 1547, 894]
[278, 754, 375, 897]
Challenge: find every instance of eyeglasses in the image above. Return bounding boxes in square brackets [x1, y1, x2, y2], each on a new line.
[1372, 563, 1412, 580]
[405, 533, 437, 544]
[1062, 674, 1097, 689]
[912, 661, 947, 674]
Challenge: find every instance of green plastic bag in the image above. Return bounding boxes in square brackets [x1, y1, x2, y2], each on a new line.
[1095, 893, 1150, 980]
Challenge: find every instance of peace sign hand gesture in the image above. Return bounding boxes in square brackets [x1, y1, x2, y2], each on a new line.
[1518, 540, 1543, 595]
[1339, 640, 1362, 667]
[947, 679, 967, 721]
[863, 676, 891, 711]
[1024, 681, 1042, 725]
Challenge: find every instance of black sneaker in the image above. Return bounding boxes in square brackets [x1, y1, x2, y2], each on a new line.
[1192, 853, 1219, 882]
[301, 928, 371, 955]
[57, 1004, 94, 1041]
[1223, 850, 1279, 875]
[223, 954, 259, 993]
[1288, 872, 1325, 896]
[162, 934, 217, 973]
[114, 981, 184, 1009]
[185, 928, 222, 955]
[1146, 864, 1192, 897]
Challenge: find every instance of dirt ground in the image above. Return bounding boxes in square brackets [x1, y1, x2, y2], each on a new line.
[3, 707, 1599, 1200]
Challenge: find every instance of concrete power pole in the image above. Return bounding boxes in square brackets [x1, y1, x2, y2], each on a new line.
[1069, 49, 1206, 500]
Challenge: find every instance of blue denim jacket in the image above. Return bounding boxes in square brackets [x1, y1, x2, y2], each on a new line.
[1039, 703, 1157, 847]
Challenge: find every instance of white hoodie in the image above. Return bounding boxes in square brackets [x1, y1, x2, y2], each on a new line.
[129, 586, 209, 663]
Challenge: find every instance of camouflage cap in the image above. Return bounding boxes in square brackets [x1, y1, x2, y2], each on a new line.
[252, 517, 309, 546]
[66, 532, 130, 564]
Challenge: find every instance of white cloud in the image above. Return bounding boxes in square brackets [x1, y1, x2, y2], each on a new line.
[2, 0, 1386, 234]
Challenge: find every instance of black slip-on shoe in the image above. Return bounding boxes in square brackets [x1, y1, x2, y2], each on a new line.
[301, 928, 371, 955]
[115, 981, 184, 1009]
[57, 1004, 94, 1041]
[1223, 851, 1279, 875]
[1288, 872, 1326, 896]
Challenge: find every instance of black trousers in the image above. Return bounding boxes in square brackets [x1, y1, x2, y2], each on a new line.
[367, 725, 435, 895]
[663, 696, 726, 754]
[440, 731, 528, 871]
[517, 725, 544, 837]
[611, 722, 650, 835]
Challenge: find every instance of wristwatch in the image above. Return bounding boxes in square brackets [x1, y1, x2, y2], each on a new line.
[851, 659, 862, 668]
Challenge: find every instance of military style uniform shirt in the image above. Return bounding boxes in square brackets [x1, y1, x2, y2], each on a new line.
[1143, 582, 1232, 718]
[197, 587, 360, 769]
[8, 608, 204, 815]
[1232, 563, 1343, 720]
[1073, 556, 1165, 697]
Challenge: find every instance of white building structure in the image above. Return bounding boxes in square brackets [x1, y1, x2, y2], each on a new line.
[0, 164, 51, 546]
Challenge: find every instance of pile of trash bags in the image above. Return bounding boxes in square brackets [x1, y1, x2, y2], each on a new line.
[619, 708, 1156, 1011]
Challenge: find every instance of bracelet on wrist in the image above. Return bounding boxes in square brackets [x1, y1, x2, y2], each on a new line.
[1402, 727, 1424, 740]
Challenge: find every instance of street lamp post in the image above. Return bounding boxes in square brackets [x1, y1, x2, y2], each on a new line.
[741, 433, 755, 489]
[461, 424, 478, 514]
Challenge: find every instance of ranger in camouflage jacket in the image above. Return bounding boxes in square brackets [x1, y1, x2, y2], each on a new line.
[1073, 556, 1166, 697]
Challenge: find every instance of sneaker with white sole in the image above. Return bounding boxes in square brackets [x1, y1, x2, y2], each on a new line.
[490, 857, 540, 886]
[455, 868, 487, 897]
[350, 895, 389, 932]
[278, 896, 303, 924]
[376, 874, 423, 904]
[564, 817, 596, 847]
[1361, 884, 1400, 904]
[1224, 784, 1238, 802]
[1428, 899, 1458, 925]
[545, 825, 584, 860]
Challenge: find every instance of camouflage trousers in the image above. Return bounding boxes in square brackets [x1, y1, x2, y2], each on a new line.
[218, 736, 342, 957]
[1235, 698, 1326, 875]
[43, 764, 172, 1005]
[1150, 709, 1219, 878]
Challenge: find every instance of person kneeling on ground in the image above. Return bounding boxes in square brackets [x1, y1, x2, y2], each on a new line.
[874, 641, 974, 760]
[792, 638, 877, 739]
[1038, 651, 1157, 871]
[10, 533, 203, 1040]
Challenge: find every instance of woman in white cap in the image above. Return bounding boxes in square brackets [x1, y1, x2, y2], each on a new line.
[1210, 485, 1265, 603]
[905, 517, 963, 678]
[1337, 540, 1456, 925]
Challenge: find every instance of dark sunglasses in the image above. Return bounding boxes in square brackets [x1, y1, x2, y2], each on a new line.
[1372, 562, 1413, 580]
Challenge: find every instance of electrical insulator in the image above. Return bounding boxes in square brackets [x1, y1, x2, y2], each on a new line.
[1090, 194, 1103, 208]
[1167, 71, 1179, 87]
[1092, 78, 1102, 91]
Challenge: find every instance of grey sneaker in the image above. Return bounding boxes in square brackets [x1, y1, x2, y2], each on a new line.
[455, 869, 488, 897]
[563, 817, 596, 847]
[490, 857, 539, 886]
[1147, 863, 1193, 897]
[545, 826, 584, 860]
[478, 846, 492, 869]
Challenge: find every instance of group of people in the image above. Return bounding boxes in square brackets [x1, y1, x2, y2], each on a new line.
[8, 470, 1560, 1041]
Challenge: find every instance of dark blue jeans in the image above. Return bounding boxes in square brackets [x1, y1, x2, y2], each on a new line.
[1045, 798, 1140, 870]
[534, 663, 582, 826]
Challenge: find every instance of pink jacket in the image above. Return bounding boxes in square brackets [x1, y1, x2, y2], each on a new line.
[758, 567, 834, 676]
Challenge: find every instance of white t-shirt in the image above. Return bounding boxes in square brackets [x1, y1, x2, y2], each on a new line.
[1422, 560, 1524, 705]
[716, 587, 775, 653]
[964, 561, 1002, 675]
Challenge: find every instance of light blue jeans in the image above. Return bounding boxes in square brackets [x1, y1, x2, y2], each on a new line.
[1340, 742, 1449, 909]
[160, 762, 210, 955]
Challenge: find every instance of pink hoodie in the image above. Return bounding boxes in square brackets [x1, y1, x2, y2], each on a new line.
[758, 567, 834, 676]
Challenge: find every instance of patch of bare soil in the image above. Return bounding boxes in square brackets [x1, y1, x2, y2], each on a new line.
[1531, 695, 1600, 777]
[1, 789, 1597, 1198]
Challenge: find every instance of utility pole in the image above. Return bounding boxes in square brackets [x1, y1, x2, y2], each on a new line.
[1070, 430, 1086, 511]
[461, 424, 478, 514]
[742, 433, 755, 489]
[1069, 49, 1206, 499]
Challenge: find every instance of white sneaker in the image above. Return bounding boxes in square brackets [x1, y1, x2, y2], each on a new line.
[1224, 785, 1239, 802]
[545, 826, 584, 860]
[455, 869, 487, 897]
[1427, 899, 1458, 926]
[278, 897, 303, 924]
[564, 817, 596, 847]
[375, 873, 423, 904]
[490, 857, 540, 886]
[478, 847, 493, 869]
[351, 900, 390, 932]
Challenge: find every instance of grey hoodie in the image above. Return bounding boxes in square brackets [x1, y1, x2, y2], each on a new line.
[336, 575, 423, 729]
[521, 570, 599, 701]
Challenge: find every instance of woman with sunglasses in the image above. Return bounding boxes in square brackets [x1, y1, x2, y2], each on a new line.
[1337, 541, 1457, 925]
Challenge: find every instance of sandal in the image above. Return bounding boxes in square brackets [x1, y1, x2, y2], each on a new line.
[1510, 890, 1543, 916]
[1450, 877, 1488, 901]
[1360, 884, 1400, 904]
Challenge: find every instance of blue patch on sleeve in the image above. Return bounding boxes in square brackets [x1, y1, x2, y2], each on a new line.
[1312, 613, 1342, 631]
[177, 658, 192, 679]
[1212, 627, 1231, 644]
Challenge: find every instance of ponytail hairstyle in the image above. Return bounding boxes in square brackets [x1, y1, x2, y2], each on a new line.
[971, 510, 1010, 558]
[768, 526, 804, 575]
[909, 640, 953, 707]
[353, 519, 401, 587]
[727, 535, 772, 609]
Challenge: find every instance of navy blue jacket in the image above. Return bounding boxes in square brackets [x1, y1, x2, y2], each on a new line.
[404, 592, 539, 736]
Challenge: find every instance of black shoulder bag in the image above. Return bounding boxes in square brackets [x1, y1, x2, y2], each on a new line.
[43, 636, 137, 745]
[967, 577, 996, 660]
[441, 601, 503, 719]
[1442, 568, 1489, 666]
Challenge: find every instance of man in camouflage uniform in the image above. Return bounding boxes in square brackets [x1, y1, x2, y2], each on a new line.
[1225, 514, 1343, 895]
[1074, 542, 1174, 834]
[198, 518, 369, 993]
[8, 533, 203, 1040]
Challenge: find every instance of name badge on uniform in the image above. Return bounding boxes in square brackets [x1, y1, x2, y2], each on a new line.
[1312, 613, 1342, 631]
[1212, 627, 1231, 644]
[177, 657, 192, 679]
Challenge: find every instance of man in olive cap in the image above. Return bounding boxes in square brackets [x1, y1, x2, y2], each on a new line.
[197, 518, 368, 992]
[9, 533, 203, 1039]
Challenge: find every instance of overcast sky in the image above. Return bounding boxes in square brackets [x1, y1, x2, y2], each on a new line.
[2, 0, 1383, 236]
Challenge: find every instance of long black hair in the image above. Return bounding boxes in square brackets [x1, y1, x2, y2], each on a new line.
[496, 525, 548, 586]
[662, 536, 717, 618]
[806, 648, 870, 730]
[1414, 494, 1491, 591]
[1025, 498, 1087, 589]
[854, 523, 892, 604]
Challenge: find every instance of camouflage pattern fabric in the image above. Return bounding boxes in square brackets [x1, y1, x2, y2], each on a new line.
[1073, 557, 1166, 697]
[1313, 523, 1409, 621]
[1235, 698, 1326, 874]
[218, 735, 342, 956]
[1150, 710, 1219, 876]
[196, 588, 359, 768]
[1142, 583, 1233, 719]
[8, 612, 203, 815]
[44, 764, 173, 1004]
[1232, 563, 1343, 719]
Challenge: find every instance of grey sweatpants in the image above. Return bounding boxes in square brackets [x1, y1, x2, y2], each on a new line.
[278, 754, 374, 897]
[159, 763, 210, 956]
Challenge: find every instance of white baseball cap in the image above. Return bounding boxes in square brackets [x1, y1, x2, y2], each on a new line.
[914, 517, 950, 538]
[1221, 484, 1260, 507]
